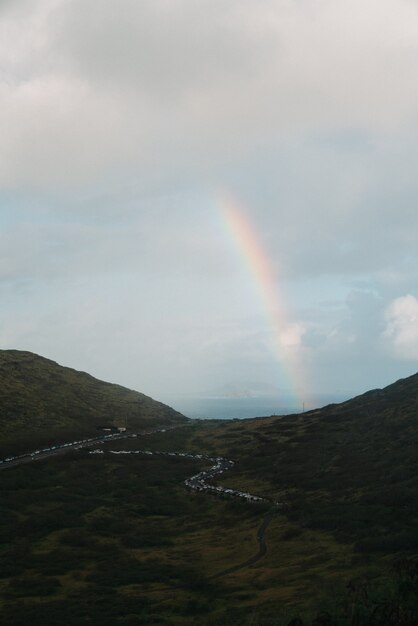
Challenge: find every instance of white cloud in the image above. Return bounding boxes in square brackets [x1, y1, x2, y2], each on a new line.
[279, 322, 306, 348]
[383, 295, 418, 360]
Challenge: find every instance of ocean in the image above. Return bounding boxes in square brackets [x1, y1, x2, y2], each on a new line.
[163, 393, 346, 420]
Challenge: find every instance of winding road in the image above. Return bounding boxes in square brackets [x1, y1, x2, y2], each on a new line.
[210, 512, 274, 579]
[1, 425, 276, 575]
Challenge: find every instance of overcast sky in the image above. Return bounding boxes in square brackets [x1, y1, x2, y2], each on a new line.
[1, 0, 418, 408]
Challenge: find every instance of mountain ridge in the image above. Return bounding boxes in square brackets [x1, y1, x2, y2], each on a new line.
[0, 358, 418, 622]
[305, 370, 418, 418]
[0, 349, 187, 454]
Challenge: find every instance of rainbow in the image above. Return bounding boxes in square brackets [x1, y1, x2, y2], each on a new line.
[219, 193, 311, 410]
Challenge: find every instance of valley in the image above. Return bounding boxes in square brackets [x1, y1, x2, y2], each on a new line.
[1, 352, 418, 624]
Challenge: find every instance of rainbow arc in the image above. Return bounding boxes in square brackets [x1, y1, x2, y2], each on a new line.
[219, 193, 311, 410]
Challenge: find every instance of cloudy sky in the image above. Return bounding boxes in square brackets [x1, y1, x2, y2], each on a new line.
[1, 0, 418, 408]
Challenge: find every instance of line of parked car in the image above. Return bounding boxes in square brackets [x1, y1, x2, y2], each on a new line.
[0, 425, 179, 467]
[1, 426, 275, 507]
[89, 448, 267, 504]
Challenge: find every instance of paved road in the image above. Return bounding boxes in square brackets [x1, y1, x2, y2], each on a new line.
[0, 425, 181, 471]
[1, 424, 276, 575]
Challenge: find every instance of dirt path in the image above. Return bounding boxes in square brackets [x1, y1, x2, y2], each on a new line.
[210, 511, 274, 579]
[2, 430, 276, 577]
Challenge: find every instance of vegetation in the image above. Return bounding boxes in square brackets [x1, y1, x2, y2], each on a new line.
[1, 358, 418, 623]
[0, 350, 187, 455]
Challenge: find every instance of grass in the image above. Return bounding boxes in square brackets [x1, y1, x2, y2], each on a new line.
[0, 350, 187, 456]
[0, 429, 406, 625]
[1, 368, 418, 623]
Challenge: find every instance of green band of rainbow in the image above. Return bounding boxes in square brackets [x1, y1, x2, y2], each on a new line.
[219, 193, 311, 410]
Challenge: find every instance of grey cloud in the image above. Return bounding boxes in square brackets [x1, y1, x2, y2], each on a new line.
[0, 201, 240, 291]
[216, 131, 418, 286]
[1, 0, 418, 399]
[50, 0, 273, 96]
[2, 0, 418, 188]
[299, 288, 417, 394]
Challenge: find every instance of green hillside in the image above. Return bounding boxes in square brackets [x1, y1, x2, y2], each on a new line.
[1, 368, 418, 624]
[190, 371, 418, 555]
[0, 350, 187, 454]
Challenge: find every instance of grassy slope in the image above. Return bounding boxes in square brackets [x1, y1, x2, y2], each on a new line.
[138, 373, 418, 620]
[182, 372, 418, 557]
[0, 350, 187, 455]
[0, 371, 417, 624]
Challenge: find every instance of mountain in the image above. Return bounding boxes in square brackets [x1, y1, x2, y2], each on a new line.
[0, 350, 187, 454]
[211, 370, 418, 558]
[309, 370, 418, 419]
[0, 368, 418, 624]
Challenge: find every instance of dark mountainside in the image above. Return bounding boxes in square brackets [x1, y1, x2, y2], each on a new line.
[309, 370, 418, 420]
[1, 365, 418, 624]
[0, 350, 187, 454]
[210, 370, 418, 557]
